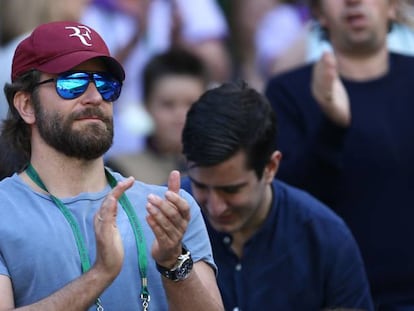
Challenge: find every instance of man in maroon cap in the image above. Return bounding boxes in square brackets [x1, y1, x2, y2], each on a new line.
[0, 21, 223, 310]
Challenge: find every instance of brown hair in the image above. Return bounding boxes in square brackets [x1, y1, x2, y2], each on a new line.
[1, 70, 41, 161]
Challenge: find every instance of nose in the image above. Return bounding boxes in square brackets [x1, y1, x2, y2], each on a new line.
[205, 190, 228, 217]
[81, 82, 102, 105]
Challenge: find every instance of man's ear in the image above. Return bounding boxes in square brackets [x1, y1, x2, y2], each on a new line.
[263, 151, 282, 183]
[13, 91, 35, 124]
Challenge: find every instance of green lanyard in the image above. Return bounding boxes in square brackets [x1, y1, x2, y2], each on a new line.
[26, 164, 150, 311]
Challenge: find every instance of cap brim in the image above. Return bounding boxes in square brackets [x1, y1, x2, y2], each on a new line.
[36, 50, 125, 81]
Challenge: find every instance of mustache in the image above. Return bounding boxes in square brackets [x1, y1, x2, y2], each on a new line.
[71, 108, 111, 122]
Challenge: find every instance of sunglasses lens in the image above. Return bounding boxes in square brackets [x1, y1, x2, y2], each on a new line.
[56, 73, 90, 99]
[55, 72, 122, 101]
[93, 73, 122, 101]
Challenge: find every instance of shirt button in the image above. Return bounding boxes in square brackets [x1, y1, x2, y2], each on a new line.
[232, 308, 240, 311]
[235, 263, 242, 271]
[223, 236, 231, 244]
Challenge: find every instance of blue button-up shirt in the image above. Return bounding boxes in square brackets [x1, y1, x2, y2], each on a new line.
[181, 178, 373, 310]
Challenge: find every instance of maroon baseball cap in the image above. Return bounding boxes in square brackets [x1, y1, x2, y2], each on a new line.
[11, 21, 125, 82]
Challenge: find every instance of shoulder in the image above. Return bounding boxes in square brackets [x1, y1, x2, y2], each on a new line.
[265, 63, 314, 102]
[109, 169, 168, 197]
[274, 179, 352, 239]
[106, 151, 177, 185]
[180, 176, 193, 194]
[266, 63, 313, 89]
[390, 52, 414, 68]
[120, 173, 198, 209]
[0, 174, 28, 202]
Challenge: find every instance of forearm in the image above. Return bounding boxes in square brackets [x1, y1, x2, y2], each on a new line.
[14, 266, 114, 311]
[277, 117, 348, 204]
[162, 265, 223, 311]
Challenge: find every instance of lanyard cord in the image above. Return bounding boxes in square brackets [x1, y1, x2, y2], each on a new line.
[25, 164, 150, 310]
[104, 169, 150, 307]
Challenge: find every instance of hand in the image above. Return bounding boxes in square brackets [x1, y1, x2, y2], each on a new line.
[146, 170, 191, 268]
[311, 51, 351, 127]
[93, 176, 135, 280]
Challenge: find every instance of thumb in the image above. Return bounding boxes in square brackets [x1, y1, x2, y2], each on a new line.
[167, 170, 180, 194]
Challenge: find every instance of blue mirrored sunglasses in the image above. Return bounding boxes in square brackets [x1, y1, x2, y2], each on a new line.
[33, 71, 122, 102]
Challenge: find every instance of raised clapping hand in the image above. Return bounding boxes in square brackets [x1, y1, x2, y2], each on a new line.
[311, 51, 351, 127]
[93, 176, 135, 281]
[146, 170, 191, 269]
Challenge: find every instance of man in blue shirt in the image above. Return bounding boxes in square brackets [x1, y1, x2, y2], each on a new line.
[180, 81, 374, 310]
[0, 20, 223, 310]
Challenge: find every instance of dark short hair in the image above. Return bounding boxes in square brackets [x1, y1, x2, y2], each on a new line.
[1, 70, 41, 162]
[182, 81, 277, 179]
[142, 48, 208, 103]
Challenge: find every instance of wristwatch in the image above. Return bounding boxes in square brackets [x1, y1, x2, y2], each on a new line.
[156, 245, 193, 282]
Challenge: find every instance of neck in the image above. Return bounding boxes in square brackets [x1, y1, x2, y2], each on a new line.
[231, 183, 273, 257]
[334, 46, 389, 81]
[21, 145, 107, 198]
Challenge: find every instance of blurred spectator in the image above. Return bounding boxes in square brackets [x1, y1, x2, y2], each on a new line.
[265, 0, 414, 307]
[269, 0, 414, 76]
[224, 0, 275, 90]
[81, 0, 231, 158]
[254, 0, 310, 86]
[106, 48, 209, 184]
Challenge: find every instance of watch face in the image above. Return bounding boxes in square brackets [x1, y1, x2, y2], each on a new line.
[156, 246, 194, 281]
[176, 258, 193, 280]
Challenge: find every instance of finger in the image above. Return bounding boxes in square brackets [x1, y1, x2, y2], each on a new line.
[165, 191, 191, 220]
[111, 176, 135, 200]
[147, 193, 189, 229]
[148, 192, 190, 221]
[97, 177, 135, 222]
[146, 202, 184, 244]
[167, 170, 180, 194]
[148, 193, 180, 216]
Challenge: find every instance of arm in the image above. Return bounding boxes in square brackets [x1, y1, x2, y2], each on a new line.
[0, 177, 134, 311]
[265, 64, 349, 205]
[311, 51, 351, 127]
[161, 261, 223, 311]
[146, 171, 224, 311]
[0, 267, 116, 311]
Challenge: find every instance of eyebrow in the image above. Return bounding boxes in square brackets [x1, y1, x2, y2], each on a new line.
[188, 177, 248, 191]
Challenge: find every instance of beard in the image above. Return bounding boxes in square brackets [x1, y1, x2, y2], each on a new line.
[34, 97, 113, 160]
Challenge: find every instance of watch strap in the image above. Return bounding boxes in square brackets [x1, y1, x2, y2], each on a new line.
[156, 245, 193, 281]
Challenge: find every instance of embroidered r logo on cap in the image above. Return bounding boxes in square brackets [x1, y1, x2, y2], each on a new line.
[65, 26, 92, 46]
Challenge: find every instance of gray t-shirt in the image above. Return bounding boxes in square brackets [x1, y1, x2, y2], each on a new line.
[0, 171, 215, 310]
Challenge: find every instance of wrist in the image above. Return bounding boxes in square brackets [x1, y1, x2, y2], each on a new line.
[156, 245, 193, 282]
